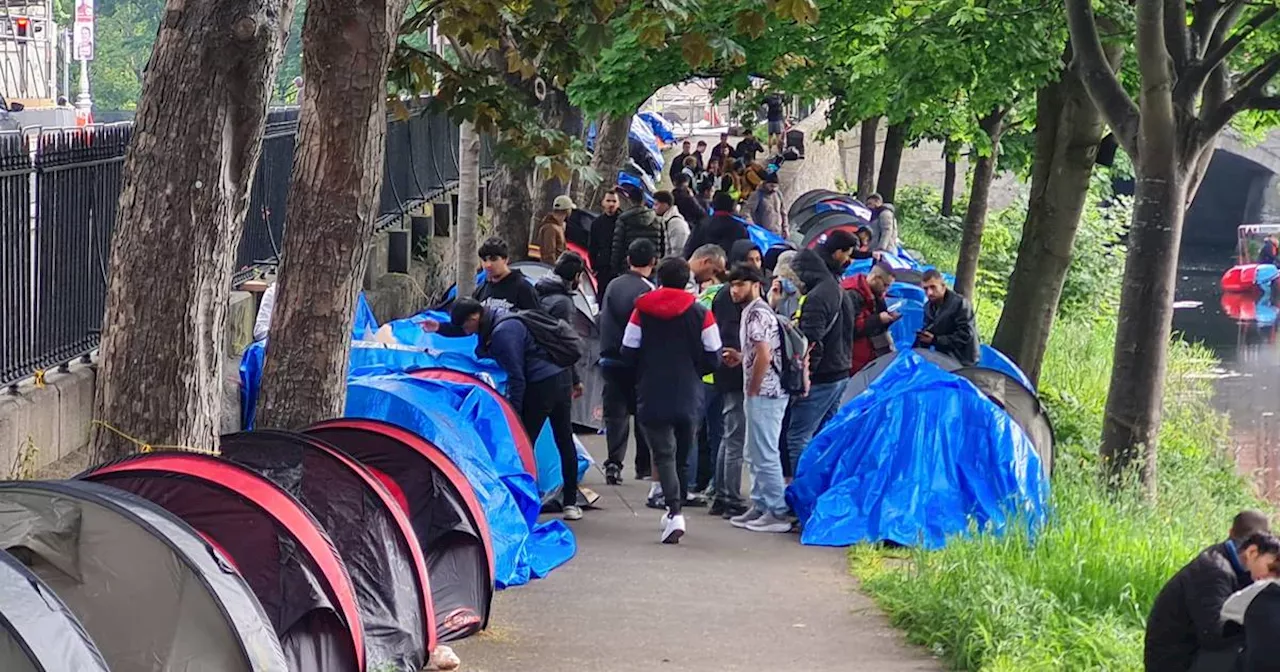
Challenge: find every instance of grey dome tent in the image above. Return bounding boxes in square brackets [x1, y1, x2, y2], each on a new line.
[80, 453, 365, 671]
[0, 480, 288, 672]
[306, 418, 494, 643]
[0, 547, 109, 672]
[787, 189, 850, 220]
[221, 430, 437, 672]
[953, 367, 1056, 478]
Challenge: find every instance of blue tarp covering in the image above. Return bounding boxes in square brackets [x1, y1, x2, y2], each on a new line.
[628, 116, 664, 175]
[884, 284, 926, 347]
[744, 220, 788, 255]
[639, 112, 676, 144]
[345, 376, 575, 588]
[786, 351, 1047, 549]
[978, 345, 1035, 392]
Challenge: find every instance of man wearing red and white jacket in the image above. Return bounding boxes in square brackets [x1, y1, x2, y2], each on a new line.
[622, 256, 723, 544]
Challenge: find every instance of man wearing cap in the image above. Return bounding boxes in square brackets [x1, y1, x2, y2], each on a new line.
[533, 195, 575, 263]
[744, 171, 787, 237]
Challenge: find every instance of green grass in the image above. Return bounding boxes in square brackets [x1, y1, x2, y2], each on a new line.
[849, 189, 1264, 671]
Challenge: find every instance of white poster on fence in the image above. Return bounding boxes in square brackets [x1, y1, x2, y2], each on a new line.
[74, 0, 94, 61]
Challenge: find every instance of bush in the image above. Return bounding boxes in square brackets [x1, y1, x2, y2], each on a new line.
[849, 243, 1258, 671]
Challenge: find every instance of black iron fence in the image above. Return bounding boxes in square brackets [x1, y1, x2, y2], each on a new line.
[2, 105, 490, 389]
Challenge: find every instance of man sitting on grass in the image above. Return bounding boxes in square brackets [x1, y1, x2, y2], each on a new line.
[1145, 510, 1277, 672]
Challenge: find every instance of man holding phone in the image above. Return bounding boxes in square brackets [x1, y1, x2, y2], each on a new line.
[916, 269, 980, 366]
[844, 264, 900, 373]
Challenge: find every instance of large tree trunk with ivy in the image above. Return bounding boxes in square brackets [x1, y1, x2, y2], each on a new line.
[534, 88, 581, 214]
[255, 0, 409, 431]
[941, 141, 958, 217]
[953, 110, 1006, 300]
[876, 119, 909, 203]
[1067, 0, 1273, 487]
[992, 49, 1117, 386]
[92, 0, 295, 460]
[857, 117, 878, 198]
[456, 121, 482, 297]
[584, 113, 632, 210]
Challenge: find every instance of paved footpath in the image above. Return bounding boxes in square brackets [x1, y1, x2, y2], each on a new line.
[452, 435, 940, 672]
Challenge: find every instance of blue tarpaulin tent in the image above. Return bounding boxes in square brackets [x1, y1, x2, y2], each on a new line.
[345, 375, 576, 588]
[638, 111, 676, 144]
[786, 351, 1047, 549]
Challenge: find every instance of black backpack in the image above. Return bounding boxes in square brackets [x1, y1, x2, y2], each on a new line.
[504, 311, 583, 368]
[773, 314, 810, 394]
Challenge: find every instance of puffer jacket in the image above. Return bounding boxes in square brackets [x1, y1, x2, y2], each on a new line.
[611, 205, 665, 274]
[792, 249, 854, 384]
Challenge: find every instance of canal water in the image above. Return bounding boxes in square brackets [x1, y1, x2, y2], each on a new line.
[1173, 250, 1280, 498]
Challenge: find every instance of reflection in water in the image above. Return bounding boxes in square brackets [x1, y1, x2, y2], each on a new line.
[1174, 260, 1280, 499]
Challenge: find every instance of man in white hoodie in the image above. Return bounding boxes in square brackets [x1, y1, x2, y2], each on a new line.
[653, 190, 690, 259]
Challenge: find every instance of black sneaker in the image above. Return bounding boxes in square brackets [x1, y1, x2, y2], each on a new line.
[721, 504, 749, 520]
[605, 463, 622, 486]
[708, 500, 728, 517]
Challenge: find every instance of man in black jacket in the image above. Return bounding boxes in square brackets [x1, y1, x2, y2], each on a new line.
[669, 140, 694, 183]
[784, 236, 857, 474]
[682, 192, 748, 259]
[611, 183, 665, 280]
[916, 269, 980, 366]
[622, 257, 722, 544]
[1146, 511, 1276, 672]
[475, 237, 539, 312]
[589, 189, 622, 290]
[598, 240, 658, 484]
[535, 251, 587, 399]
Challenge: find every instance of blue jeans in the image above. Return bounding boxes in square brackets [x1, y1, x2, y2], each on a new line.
[786, 379, 849, 475]
[744, 394, 789, 516]
[715, 390, 747, 507]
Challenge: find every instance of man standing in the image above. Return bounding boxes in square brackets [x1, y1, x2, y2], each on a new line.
[687, 243, 728, 293]
[864, 192, 899, 252]
[735, 131, 765, 165]
[714, 132, 735, 163]
[669, 140, 694, 183]
[765, 93, 786, 155]
[694, 140, 708, 172]
[728, 263, 792, 533]
[1146, 511, 1277, 672]
[653, 190, 691, 258]
[535, 252, 588, 399]
[785, 234, 856, 474]
[450, 298, 583, 521]
[916, 269, 980, 366]
[589, 189, 623, 289]
[532, 195, 574, 263]
[682, 192, 748, 259]
[844, 264, 899, 373]
[598, 240, 658, 484]
[475, 237, 540, 312]
[622, 257, 722, 544]
[611, 183, 665, 282]
[744, 171, 787, 237]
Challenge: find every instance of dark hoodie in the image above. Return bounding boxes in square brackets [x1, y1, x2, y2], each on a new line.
[682, 209, 749, 259]
[478, 308, 564, 412]
[535, 275, 581, 385]
[792, 249, 854, 384]
[621, 287, 722, 423]
[611, 206, 665, 276]
[475, 268, 539, 313]
[711, 240, 761, 392]
[589, 211, 620, 287]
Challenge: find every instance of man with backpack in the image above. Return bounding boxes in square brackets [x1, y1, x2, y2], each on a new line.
[450, 297, 585, 522]
[729, 263, 801, 534]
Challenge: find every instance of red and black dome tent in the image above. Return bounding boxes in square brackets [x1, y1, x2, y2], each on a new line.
[306, 418, 494, 642]
[220, 430, 437, 670]
[0, 547, 110, 672]
[80, 453, 364, 671]
[0, 480, 288, 672]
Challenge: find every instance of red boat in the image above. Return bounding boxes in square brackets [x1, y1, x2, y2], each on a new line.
[1221, 224, 1280, 293]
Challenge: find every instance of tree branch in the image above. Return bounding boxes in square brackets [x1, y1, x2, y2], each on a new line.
[1199, 52, 1280, 143]
[1066, 0, 1141, 156]
[1246, 95, 1280, 110]
[1165, 0, 1191, 75]
[1202, 5, 1275, 77]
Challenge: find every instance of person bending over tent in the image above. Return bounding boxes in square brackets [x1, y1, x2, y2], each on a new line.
[622, 256, 722, 544]
[450, 298, 584, 522]
[915, 269, 980, 366]
[1146, 511, 1276, 672]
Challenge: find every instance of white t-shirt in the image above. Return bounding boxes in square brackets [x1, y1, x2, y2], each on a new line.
[740, 297, 785, 398]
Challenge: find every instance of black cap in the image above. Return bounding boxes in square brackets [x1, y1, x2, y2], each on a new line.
[822, 229, 858, 252]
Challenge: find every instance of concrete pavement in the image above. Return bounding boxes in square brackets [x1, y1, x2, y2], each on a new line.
[451, 434, 940, 672]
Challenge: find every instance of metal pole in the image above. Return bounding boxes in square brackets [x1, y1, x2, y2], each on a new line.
[60, 28, 68, 103]
[74, 57, 89, 114]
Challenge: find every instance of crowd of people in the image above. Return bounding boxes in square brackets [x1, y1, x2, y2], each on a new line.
[432, 143, 981, 543]
[1145, 510, 1280, 672]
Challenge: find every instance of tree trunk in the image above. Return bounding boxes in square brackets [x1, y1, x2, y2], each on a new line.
[456, 120, 481, 297]
[534, 88, 578, 214]
[92, 0, 295, 460]
[584, 113, 632, 210]
[487, 163, 535, 259]
[254, 0, 407, 430]
[991, 44, 1120, 386]
[877, 119, 909, 203]
[941, 141, 958, 217]
[953, 111, 1006, 300]
[857, 117, 878, 198]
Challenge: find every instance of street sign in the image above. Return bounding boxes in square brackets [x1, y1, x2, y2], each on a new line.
[74, 0, 93, 61]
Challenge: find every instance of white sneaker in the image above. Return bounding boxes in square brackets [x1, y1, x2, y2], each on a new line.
[729, 508, 765, 529]
[562, 505, 583, 521]
[745, 512, 793, 533]
[661, 513, 686, 544]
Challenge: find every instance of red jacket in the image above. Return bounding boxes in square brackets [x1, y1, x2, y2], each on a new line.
[841, 274, 892, 373]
